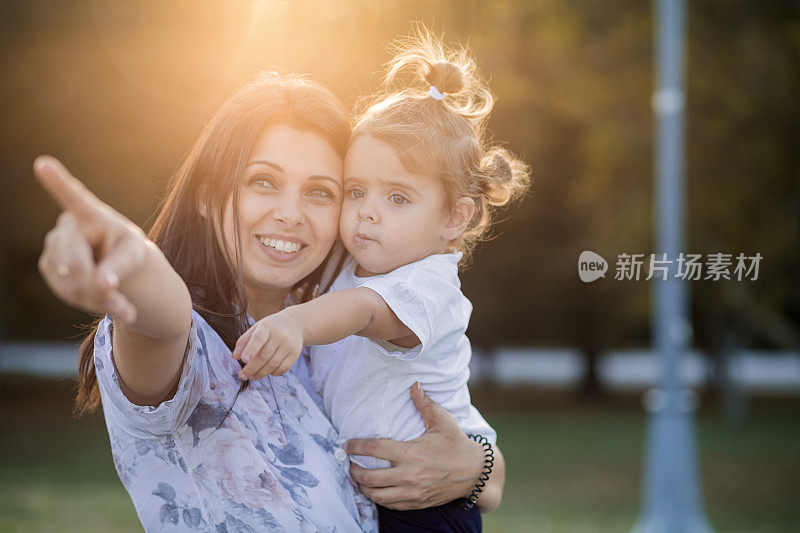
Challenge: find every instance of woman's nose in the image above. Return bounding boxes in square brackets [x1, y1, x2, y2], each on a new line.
[272, 193, 305, 228]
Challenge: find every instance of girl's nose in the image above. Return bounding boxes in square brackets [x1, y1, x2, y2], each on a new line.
[357, 200, 379, 223]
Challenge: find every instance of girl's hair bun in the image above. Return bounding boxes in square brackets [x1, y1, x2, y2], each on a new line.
[424, 60, 465, 94]
[378, 24, 493, 124]
[480, 147, 530, 207]
[482, 149, 514, 183]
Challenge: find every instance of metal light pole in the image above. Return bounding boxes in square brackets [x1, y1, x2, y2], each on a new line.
[633, 1, 714, 532]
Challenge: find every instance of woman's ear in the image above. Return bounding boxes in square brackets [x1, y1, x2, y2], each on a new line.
[442, 197, 475, 241]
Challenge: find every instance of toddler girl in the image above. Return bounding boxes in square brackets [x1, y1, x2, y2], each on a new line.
[235, 28, 530, 531]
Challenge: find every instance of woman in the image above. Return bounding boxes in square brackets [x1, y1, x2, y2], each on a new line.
[36, 71, 505, 531]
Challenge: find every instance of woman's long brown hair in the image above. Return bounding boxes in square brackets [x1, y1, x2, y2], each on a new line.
[74, 72, 349, 416]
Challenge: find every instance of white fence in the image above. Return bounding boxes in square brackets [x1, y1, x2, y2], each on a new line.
[3, 343, 800, 395]
[472, 347, 800, 395]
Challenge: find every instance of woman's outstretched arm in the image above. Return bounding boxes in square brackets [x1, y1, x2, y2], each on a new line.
[345, 383, 506, 513]
[35, 156, 192, 405]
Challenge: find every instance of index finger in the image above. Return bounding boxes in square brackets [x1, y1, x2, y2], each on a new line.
[33, 155, 102, 222]
[345, 437, 405, 464]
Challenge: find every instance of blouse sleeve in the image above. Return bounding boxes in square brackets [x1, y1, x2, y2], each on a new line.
[93, 311, 210, 438]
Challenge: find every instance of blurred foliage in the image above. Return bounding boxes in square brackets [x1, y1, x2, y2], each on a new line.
[0, 0, 797, 354]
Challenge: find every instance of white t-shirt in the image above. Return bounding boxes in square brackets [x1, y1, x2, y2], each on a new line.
[309, 252, 497, 469]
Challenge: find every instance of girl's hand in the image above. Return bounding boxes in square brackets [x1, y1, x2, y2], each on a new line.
[232, 310, 305, 380]
[345, 383, 506, 512]
[35, 156, 147, 324]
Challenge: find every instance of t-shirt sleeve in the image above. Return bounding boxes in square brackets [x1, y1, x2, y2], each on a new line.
[357, 275, 432, 361]
[93, 311, 210, 438]
[460, 404, 498, 446]
[357, 260, 465, 361]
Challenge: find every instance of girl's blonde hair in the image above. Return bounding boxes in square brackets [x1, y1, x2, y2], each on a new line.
[352, 25, 531, 261]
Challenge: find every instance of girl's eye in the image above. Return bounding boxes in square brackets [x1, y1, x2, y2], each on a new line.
[348, 187, 365, 200]
[307, 186, 335, 199]
[389, 193, 409, 205]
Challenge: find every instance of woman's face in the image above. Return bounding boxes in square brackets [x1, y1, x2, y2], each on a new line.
[220, 124, 343, 297]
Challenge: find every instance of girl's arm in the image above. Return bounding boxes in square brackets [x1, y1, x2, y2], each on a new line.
[297, 287, 416, 345]
[235, 286, 415, 380]
[36, 156, 192, 406]
[346, 383, 506, 513]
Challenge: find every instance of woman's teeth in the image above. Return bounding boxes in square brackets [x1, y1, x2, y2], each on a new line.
[259, 237, 302, 253]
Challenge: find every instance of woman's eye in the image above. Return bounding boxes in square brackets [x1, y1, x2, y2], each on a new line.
[389, 194, 409, 205]
[348, 188, 365, 200]
[251, 176, 275, 189]
[307, 186, 335, 199]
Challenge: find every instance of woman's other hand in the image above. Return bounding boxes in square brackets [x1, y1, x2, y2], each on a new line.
[35, 155, 146, 325]
[345, 382, 506, 513]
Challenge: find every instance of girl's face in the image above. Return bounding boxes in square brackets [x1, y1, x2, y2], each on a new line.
[341, 134, 452, 276]
[220, 124, 343, 297]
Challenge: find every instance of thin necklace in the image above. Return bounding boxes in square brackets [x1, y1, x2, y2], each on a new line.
[267, 375, 287, 437]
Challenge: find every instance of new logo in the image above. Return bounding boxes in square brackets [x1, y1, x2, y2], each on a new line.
[578, 250, 608, 282]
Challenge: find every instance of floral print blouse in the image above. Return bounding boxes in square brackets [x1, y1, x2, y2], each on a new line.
[94, 310, 378, 532]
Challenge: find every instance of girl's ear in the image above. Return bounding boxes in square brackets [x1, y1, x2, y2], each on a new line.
[442, 197, 475, 241]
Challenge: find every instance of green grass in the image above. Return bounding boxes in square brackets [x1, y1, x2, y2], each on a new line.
[480, 409, 800, 532]
[1, 379, 798, 532]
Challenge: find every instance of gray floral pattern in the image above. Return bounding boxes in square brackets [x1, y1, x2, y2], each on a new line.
[94, 311, 377, 532]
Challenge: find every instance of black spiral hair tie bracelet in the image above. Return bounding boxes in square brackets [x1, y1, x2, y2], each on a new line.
[461, 434, 495, 510]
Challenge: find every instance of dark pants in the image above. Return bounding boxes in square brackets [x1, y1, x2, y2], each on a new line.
[377, 499, 481, 533]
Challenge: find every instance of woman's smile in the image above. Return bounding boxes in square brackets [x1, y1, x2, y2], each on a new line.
[256, 234, 307, 262]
